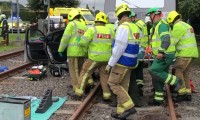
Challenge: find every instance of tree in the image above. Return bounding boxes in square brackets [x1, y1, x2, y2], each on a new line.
[27, 0, 80, 11]
[178, 0, 200, 19]
[177, 0, 200, 34]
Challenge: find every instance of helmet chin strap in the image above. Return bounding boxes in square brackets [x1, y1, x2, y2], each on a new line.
[150, 14, 155, 23]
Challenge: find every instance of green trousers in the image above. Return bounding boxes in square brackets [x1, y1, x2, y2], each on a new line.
[150, 53, 178, 101]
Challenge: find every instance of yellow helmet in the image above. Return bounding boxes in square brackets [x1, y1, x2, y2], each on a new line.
[95, 12, 108, 24]
[68, 9, 81, 21]
[167, 11, 181, 24]
[80, 18, 86, 25]
[115, 3, 131, 18]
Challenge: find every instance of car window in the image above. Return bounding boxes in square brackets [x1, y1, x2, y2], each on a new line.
[52, 31, 63, 43]
[82, 14, 94, 21]
[28, 29, 45, 43]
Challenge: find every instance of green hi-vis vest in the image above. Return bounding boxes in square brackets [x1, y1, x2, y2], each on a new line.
[151, 19, 175, 55]
[58, 20, 87, 57]
[135, 19, 148, 47]
[87, 26, 114, 62]
[173, 21, 198, 58]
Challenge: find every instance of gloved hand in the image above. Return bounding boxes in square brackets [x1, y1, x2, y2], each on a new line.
[59, 52, 63, 57]
[105, 65, 112, 74]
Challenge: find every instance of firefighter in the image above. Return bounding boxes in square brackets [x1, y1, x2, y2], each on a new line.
[75, 12, 114, 101]
[0, 14, 8, 45]
[105, 3, 139, 119]
[167, 11, 199, 102]
[106, 17, 115, 32]
[129, 11, 148, 97]
[146, 7, 183, 106]
[58, 9, 89, 96]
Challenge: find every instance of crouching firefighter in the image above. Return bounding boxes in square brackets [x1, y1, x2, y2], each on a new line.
[58, 9, 93, 97]
[167, 11, 199, 102]
[105, 3, 139, 119]
[146, 7, 183, 106]
[75, 12, 115, 101]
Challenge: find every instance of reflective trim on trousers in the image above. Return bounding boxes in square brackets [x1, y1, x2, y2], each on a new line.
[154, 91, 164, 101]
[117, 105, 125, 114]
[122, 99, 134, 110]
[80, 61, 97, 90]
[103, 92, 111, 99]
[178, 88, 187, 95]
[136, 79, 144, 85]
[165, 74, 177, 85]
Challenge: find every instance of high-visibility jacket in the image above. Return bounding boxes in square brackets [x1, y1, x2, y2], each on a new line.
[58, 19, 87, 57]
[151, 19, 175, 55]
[135, 19, 148, 47]
[172, 21, 198, 58]
[116, 22, 140, 67]
[80, 25, 114, 62]
[0, 19, 8, 35]
[106, 23, 115, 32]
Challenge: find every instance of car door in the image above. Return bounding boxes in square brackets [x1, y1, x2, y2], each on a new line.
[25, 29, 49, 62]
[45, 29, 67, 64]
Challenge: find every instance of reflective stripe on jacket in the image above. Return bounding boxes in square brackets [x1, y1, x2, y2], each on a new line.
[116, 22, 139, 67]
[80, 25, 114, 62]
[58, 19, 87, 57]
[151, 19, 175, 55]
[172, 21, 198, 58]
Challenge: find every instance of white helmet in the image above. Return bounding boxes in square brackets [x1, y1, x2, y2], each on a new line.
[1, 14, 6, 19]
[145, 16, 151, 23]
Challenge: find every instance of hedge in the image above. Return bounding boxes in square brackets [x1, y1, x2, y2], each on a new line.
[2, 10, 48, 23]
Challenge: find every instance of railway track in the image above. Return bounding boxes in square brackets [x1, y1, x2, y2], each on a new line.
[0, 50, 34, 82]
[0, 50, 192, 120]
[0, 50, 24, 60]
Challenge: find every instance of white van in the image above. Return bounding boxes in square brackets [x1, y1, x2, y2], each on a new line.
[46, 16, 64, 29]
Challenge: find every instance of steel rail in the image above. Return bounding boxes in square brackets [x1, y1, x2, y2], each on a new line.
[0, 50, 24, 60]
[165, 84, 177, 120]
[69, 82, 100, 120]
[0, 62, 34, 82]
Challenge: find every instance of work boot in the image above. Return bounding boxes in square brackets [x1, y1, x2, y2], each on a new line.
[67, 90, 81, 100]
[84, 84, 91, 94]
[148, 99, 163, 106]
[185, 95, 192, 101]
[173, 79, 183, 92]
[173, 94, 192, 102]
[111, 107, 137, 119]
[134, 99, 144, 107]
[108, 94, 117, 107]
[103, 99, 112, 104]
[138, 85, 144, 96]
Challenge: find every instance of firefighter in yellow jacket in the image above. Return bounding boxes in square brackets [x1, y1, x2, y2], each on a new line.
[167, 11, 199, 102]
[58, 9, 89, 96]
[105, 3, 140, 119]
[75, 12, 114, 101]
